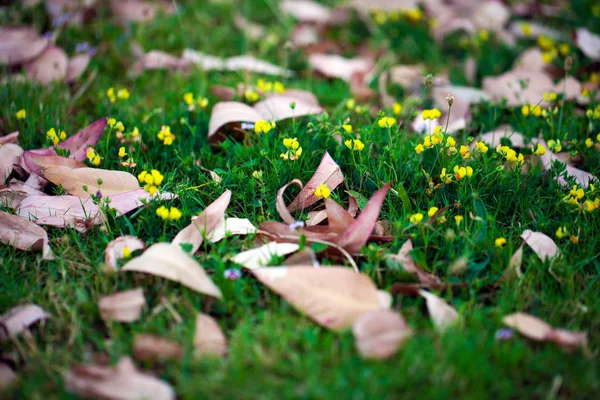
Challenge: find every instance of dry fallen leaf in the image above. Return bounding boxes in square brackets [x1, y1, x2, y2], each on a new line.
[26, 45, 68, 84]
[98, 288, 145, 322]
[133, 334, 183, 362]
[232, 242, 300, 270]
[194, 313, 228, 357]
[183, 49, 293, 77]
[43, 166, 140, 197]
[104, 236, 145, 270]
[56, 118, 107, 162]
[110, 0, 174, 22]
[281, 0, 332, 24]
[0, 132, 19, 145]
[389, 240, 441, 287]
[0, 26, 49, 66]
[520, 229, 559, 262]
[22, 150, 86, 178]
[65, 357, 175, 400]
[0, 210, 54, 260]
[206, 217, 257, 243]
[252, 266, 387, 331]
[576, 28, 600, 60]
[0, 361, 17, 389]
[503, 312, 587, 350]
[121, 243, 222, 298]
[353, 310, 413, 359]
[418, 290, 458, 332]
[133, 50, 191, 73]
[308, 53, 373, 82]
[538, 137, 594, 188]
[65, 53, 91, 83]
[172, 189, 231, 254]
[287, 152, 344, 212]
[17, 194, 103, 229]
[477, 126, 532, 149]
[0, 143, 24, 182]
[0, 303, 49, 341]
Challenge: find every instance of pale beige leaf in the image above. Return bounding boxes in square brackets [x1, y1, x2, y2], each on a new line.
[43, 166, 140, 198]
[521, 229, 559, 261]
[0, 143, 24, 182]
[513, 47, 546, 72]
[477, 125, 532, 148]
[182, 49, 293, 77]
[26, 45, 68, 84]
[508, 21, 564, 40]
[194, 313, 227, 357]
[65, 357, 175, 400]
[352, 0, 418, 12]
[0, 210, 54, 260]
[110, 0, 173, 22]
[253, 94, 324, 121]
[121, 243, 222, 298]
[65, 53, 90, 83]
[133, 334, 183, 362]
[17, 194, 103, 229]
[252, 266, 383, 330]
[503, 312, 554, 341]
[353, 310, 413, 359]
[281, 0, 332, 24]
[207, 101, 262, 142]
[0, 26, 49, 66]
[0, 362, 17, 389]
[0, 304, 49, 341]
[576, 28, 600, 60]
[390, 240, 440, 286]
[134, 50, 191, 73]
[233, 13, 265, 40]
[232, 242, 300, 270]
[288, 152, 343, 212]
[276, 179, 303, 224]
[0, 132, 19, 145]
[308, 53, 373, 82]
[419, 290, 458, 332]
[23, 150, 86, 177]
[172, 190, 231, 254]
[104, 236, 145, 271]
[98, 288, 145, 322]
[206, 217, 256, 243]
[538, 137, 595, 188]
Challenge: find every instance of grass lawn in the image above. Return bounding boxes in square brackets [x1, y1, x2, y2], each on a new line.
[1, 0, 600, 398]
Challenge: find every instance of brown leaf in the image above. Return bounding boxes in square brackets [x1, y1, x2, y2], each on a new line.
[206, 217, 256, 243]
[183, 49, 293, 76]
[121, 243, 222, 298]
[107, 189, 176, 218]
[26, 45, 68, 84]
[0, 210, 53, 260]
[502, 244, 524, 282]
[57, 118, 107, 161]
[283, 247, 319, 267]
[23, 150, 86, 177]
[0, 26, 49, 66]
[0, 132, 19, 145]
[252, 266, 386, 330]
[503, 312, 587, 349]
[276, 179, 303, 224]
[232, 242, 300, 270]
[172, 189, 231, 254]
[17, 194, 103, 229]
[0, 143, 23, 182]
[104, 236, 145, 270]
[353, 310, 413, 359]
[65, 357, 175, 400]
[308, 53, 373, 82]
[418, 290, 458, 332]
[538, 137, 594, 188]
[98, 288, 145, 322]
[520, 229, 559, 262]
[0, 304, 49, 341]
[194, 313, 228, 357]
[389, 240, 441, 286]
[0, 361, 17, 389]
[336, 183, 390, 254]
[65, 53, 91, 83]
[324, 198, 354, 233]
[43, 166, 140, 197]
[287, 152, 343, 212]
[134, 50, 191, 73]
[513, 47, 546, 73]
[133, 334, 183, 362]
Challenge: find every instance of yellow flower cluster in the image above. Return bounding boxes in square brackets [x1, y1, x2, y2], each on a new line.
[106, 87, 130, 103]
[254, 120, 276, 134]
[138, 169, 164, 195]
[533, 143, 547, 155]
[422, 108, 441, 120]
[453, 165, 473, 180]
[521, 104, 542, 117]
[314, 184, 331, 199]
[257, 79, 284, 94]
[341, 124, 352, 133]
[555, 226, 568, 239]
[393, 103, 402, 116]
[46, 128, 67, 145]
[496, 145, 524, 165]
[16, 109, 26, 120]
[86, 147, 102, 166]
[586, 104, 600, 120]
[280, 138, 302, 161]
[378, 116, 396, 128]
[118, 146, 126, 158]
[345, 139, 365, 151]
[183, 92, 209, 110]
[543, 91, 557, 103]
[244, 89, 260, 103]
[108, 118, 125, 132]
[372, 8, 423, 25]
[156, 206, 181, 221]
[546, 139, 562, 152]
[535, 35, 570, 64]
[495, 238, 507, 247]
[157, 125, 174, 145]
[564, 185, 599, 212]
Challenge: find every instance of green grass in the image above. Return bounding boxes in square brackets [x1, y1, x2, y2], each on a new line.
[1, 1, 600, 398]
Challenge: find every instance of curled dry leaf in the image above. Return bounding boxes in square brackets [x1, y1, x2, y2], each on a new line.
[503, 312, 587, 350]
[65, 357, 175, 400]
[172, 189, 231, 254]
[0, 210, 54, 260]
[0, 132, 19, 145]
[231, 242, 300, 270]
[133, 334, 183, 362]
[308, 53, 373, 82]
[23, 151, 86, 177]
[0, 304, 49, 341]
[65, 53, 91, 83]
[538, 137, 594, 188]
[57, 118, 107, 162]
[287, 152, 343, 212]
[281, 0, 332, 24]
[206, 217, 257, 243]
[0, 26, 49, 66]
[277, 179, 303, 224]
[195, 313, 228, 357]
[0, 143, 24, 182]
[502, 244, 524, 282]
[98, 288, 145, 323]
[17, 194, 103, 229]
[353, 310, 413, 359]
[104, 236, 145, 270]
[183, 49, 293, 77]
[389, 240, 441, 287]
[121, 243, 222, 299]
[520, 229, 559, 262]
[0, 361, 17, 389]
[418, 290, 458, 332]
[252, 266, 387, 331]
[43, 166, 140, 197]
[283, 247, 319, 267]
[26, 45, 68, 85]
[576, 28, 600, 61]
[108, 189, 176, 217]
[133, 50, 191, 73]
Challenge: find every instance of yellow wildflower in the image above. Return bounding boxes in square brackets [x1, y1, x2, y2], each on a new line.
[16, 109, 26, 120]
[445, 137, 456, 147]
[569, 185, 584, 200]
[476, 142, 489, 154]
[117, 88, 130, 100]
[157, 125, 174, 145]
[156, 206, 169, 220]
[585, 138, 593, 148]
[393, 103, 402, 116]
[345, 139, 365, 151]
[108, 118, 116, 127]
[459, 145, 471, 159]
[118, 147, 126, 158]
[422, 108, 441, 120]
[440, 168, 451, 184]
[558, 43, 570, 56]
[415, 143, 425, 154]
[533, 144, 547, 155]
[570, 235, 579, 244]
[314, 184, 331, 199]
[537, 35, 555, 51]
[547, 139, 562, 152]
[454, 215, 463, 225]
[521, 23, 533, 37]
[183, 92, 194, 106]
[404, 8, 423, 22]
[555, 226, 567, 239]
[423, 136, 432, 148]
[254, 120, 275, 134]
[281, 138, 302, 161]
[273, 81, 285, 93]
[478, 30, 489, 42]
[123, 247, 131, 259]
[453, 165, 473, 180]
[198, 97, 209, 108]
[409, 213, 423, 224]
[432, 127, 443, 145]
[495, 238, 507, 247]
[427, 207, 439, 217]
[346, 98, 356, 110]
[244, 89, 259, 102]
[378, 117, 396, 128]
[542, 50, 557, 64]
[342, 124, 353, 133]
[115, 121, 124, 132]
[168, 207, 182, 220]
[107, 87, 116, 103]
